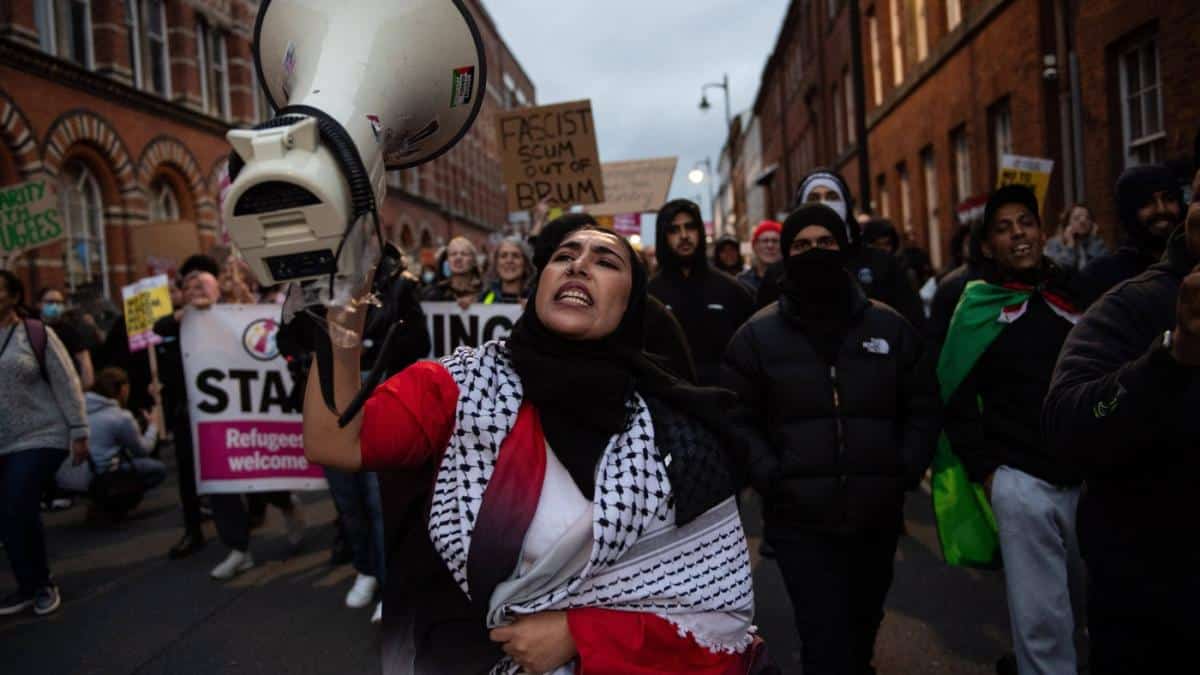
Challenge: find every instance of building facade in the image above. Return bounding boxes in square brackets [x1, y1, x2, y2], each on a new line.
[0, 0, 532, 301]
[738, 0, 1198, 269]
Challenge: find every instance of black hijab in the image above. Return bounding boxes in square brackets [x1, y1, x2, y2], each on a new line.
[508, 225, 734, 495]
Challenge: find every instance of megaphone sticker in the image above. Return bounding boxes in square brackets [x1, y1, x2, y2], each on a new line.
[366, 115, 383, 144]
[451, 66, 475, 108]
[281, 42, 297, 100]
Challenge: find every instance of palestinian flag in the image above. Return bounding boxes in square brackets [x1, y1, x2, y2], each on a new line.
[932, 280, 1080, 568]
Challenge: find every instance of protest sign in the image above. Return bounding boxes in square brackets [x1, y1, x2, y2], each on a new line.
[182, 305, 324, 494]
[0, 178, 62, 259]
[422, 301, 523, 358]
[498, 99, 605, 212]
[586, 157, 677, 217]
[122, 275, 173, 352]
[997, 155, 1055, 214]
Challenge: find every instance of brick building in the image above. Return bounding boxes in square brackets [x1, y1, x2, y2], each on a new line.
[738, 0, 1199, 270]
[0, 0, 532, 302]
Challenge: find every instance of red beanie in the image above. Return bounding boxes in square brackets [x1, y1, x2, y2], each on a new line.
[752, 220, 782, 244]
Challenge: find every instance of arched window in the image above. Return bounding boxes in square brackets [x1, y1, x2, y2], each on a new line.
[58, 161, 108, 295]
[36, 0, 94, 69]
[149, 178, 180, 222]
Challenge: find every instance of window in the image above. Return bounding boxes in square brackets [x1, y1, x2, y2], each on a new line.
[922, 147, 942, 269]
[844, 68, 856, 145]
[889, 0, 904, 85]
[877, 174, 890, 217]
[197, 19, 230, 119]
[36, 0, 94, 68]
[149, 179, 180, 222]
[915, 0, 929, 62]
[125, 0, 141, 86]
[1119, 36, 1165, 167]
[898, 162, 911, 231]
[58, 161, 108, 295]
[989, 98, 1013, 178]
[827, 0, 841, 21]
[946, 0, 963, 30]
[142, 0, 169, 95]
[832, 83, 844, 152]
[951, 125, 972, 203]
[252, 67, 274, 123]
[868, 9, 883, 106]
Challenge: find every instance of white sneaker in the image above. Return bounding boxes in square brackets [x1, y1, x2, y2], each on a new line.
[371, 601, 382, 624]
[345, 573, 378, 609]
[210, 550, 255, 580]
[284, 496, 306, 548]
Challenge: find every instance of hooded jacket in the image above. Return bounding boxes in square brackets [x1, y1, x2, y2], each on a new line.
[83, 391, 156, 469]
[1044, 226, 1200, 567]
[722, 278, 940, 532]
[648, 200, 754, 386]
[1080, 164, 1185, 303]
[712, 235, 744, 276]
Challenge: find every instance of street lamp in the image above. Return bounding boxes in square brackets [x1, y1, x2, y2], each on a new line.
[688, 158, 717, 233]
[699, 73, 732, 130]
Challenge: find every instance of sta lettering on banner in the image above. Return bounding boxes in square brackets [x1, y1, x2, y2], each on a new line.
[181, 304, 325, 494]
[422, 302, 523, 358]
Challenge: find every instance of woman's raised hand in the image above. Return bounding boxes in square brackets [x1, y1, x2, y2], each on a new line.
[489, 611, 578, 674]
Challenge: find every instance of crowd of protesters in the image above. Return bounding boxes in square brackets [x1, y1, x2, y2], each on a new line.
[2, 150, 1196, 675]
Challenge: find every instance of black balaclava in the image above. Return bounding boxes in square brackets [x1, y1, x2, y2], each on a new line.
[509, 225, 734, 495]
[1115, 164, 1184, 251]
[654, 199, 708, 277]
[712, 235, 743, 275]
[972, 184, 1046, 285]
[779, 204, 857, 363]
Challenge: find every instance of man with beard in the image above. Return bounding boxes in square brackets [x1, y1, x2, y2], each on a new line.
[723, 204, 939, 675]
[940, 185, 1088, 675]
[1042, 168, 1200, 674]
[737, 220, 783, 294]
[648, 199, 754, 386]
[1081, 163, 1184, 303]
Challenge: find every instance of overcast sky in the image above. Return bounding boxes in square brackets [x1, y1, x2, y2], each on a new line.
[486, 0, 790, 221]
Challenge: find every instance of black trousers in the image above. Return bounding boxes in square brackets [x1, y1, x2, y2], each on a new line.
[211, 491, 293, 551]
[171, 421, 203, 534]
[767, 524, 901, 675]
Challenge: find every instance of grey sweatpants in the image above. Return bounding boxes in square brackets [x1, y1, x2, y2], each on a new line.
[992, 465, 1086, 675]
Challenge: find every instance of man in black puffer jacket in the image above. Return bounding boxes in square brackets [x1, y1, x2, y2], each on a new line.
[648, 199, 753, 386]
[1043, 169, 1200, 675]
[723, 204, 940, 675]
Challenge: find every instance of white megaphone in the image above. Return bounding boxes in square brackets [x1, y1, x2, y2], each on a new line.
[222, 0, 485, 292]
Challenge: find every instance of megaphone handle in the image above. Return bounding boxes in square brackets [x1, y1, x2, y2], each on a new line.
[335, 321, 402, 429]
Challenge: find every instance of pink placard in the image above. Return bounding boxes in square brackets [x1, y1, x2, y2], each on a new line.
[196, 420, 322, 481]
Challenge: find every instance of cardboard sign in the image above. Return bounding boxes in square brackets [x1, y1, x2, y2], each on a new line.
[498, 99, 605, 212]
[586, 157, 678, 217]
[122, 275, 173, 352]
[127, 221, 201, 278]
[181, 305, 325, 495]
[0, 178, 62, 258]
[997, 155, 1055, 214]
[422, 301, 523, 358]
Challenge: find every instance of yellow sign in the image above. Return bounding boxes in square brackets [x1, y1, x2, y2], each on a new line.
[997, 155, 1055, 214]
[122, 275, 174, 352]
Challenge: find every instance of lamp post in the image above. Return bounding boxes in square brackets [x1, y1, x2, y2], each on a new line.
[689, 158, 717, 234]
[699, 73, 732, 130]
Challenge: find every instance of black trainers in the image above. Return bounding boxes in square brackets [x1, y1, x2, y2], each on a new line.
[0, 590, 35, 616]
[33, 585, 61, 616]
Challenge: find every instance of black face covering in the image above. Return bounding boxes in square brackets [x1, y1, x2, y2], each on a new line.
[782, 249, 852, 314]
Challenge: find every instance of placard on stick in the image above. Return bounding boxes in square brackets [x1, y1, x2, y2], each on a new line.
[498, 99, 605, 212]
[1, 178, 62, 260]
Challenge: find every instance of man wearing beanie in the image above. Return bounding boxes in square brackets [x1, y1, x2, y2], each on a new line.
[1043, 167, 1200, 674]
[738, 220, 783, 294]
[937, 185, 1088, 674]
[1081, 163, 1184, 302]
[723, 204, 939, 675]
[648, 199, 753, 386]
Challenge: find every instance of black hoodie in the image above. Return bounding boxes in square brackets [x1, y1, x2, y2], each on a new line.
[648, 200, 754, 386]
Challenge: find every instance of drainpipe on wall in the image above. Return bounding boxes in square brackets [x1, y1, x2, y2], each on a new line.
[849, 0, 871, 211]
[1053, 0, 1076, 207]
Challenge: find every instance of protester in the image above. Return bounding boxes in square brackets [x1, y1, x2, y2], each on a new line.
[1042, 168, 1200, 675]
[941, 185, 1088, 674]
[927, 226, 982, 347]
[712, 234, 745, 276]
[1081, 163, 1183, 302]
[737, 220, 782, 294]
[1045, 203, 1109, 272]
[531, 213, 697, 384]
[56, 367, 166, 495]
[722, 204, 939, 675]
[0, 270, 89, 617]
[862, 218, 900, 255]
[481, 236, 534, 304]
[155, 255, 221, 560]
[305, 226, 770, 674]
[421, 236, 483, 309]
[648, 199, 754, 386]
[35, 288, 94, 390]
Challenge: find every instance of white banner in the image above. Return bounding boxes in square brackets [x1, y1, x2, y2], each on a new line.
[422, 301, 524, 358]
[181, 304, 325, 495]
